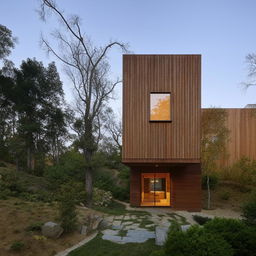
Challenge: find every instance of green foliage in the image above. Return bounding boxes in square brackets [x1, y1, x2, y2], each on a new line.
[25, 222, 43, 232]
[221, 157, 256, 186]
[242, 190, 256, 226]
[219, 190, 231, 200]
[164, 224, 233, 256]
[44, 150, 85, 188]
[204, 218, 256, 256]
[202, 173, 219, 190]
[93, 188, 113, 207]
[0, 24, 16, 59]
[68, 235, 159, 256]
[201, 108, 229, 174]
[149, 250, 165, 256]
[10, 241, 25, 252]
[58, 181, 85, 233]
[193, 215, 211, 225]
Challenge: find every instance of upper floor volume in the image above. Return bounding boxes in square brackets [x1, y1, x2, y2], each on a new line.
[122, 54, 201, 164]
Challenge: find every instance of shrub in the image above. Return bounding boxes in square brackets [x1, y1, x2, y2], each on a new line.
[242, 191, 256, 226]
[10, 241, 25, 251]
[204, 218, 256, 256]
[25, 222, 43, 232]
[58, 181, 86, 233]
[164, 225, 233, 256]
[93, 188, 113, 207]
[193, 215, 211, 225]
[202, 174, 219, 190]
[220, 190, 231, 200]
[149, 250, 165, 256]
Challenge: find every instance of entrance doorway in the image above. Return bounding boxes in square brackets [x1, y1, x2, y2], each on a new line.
[141, 173, 171, 206]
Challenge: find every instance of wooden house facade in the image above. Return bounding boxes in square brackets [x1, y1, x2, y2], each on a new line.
[122, 55, 202, 211]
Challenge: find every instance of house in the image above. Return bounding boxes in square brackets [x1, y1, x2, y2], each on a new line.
[122, 54, 202, 211]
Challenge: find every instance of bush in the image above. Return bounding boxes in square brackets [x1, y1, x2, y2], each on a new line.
[10, 241, 25, 251]
[220, 190, 231, 200]
[149, 250, 165, 256]
[25, 222, 43, 232]
[202, 174, 219, 190]
[193, 215, 211, 225]
[58, 181, 86, 233]
[242, 191, 256, 226]
[204, 218, 256, 256]
[93, 188, 113, 207]
[164, 224, 233, 256]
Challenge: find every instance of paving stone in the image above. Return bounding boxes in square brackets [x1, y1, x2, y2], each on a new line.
[155, 226, 169, 246]
[112, 225, 123, 230]
[181, 224, 191, 232]
[114, 215, 124, 220]
[104, 216, 114, 222]
[145, 224, 155, 228]
[123, 215, 131, 220]
[101, 229, 119, 236]
[112, 220, 121, 226]
[122, 221, 133, 226]
[102, 235, 122, 243]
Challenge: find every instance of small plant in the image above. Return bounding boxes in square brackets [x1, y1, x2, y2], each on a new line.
[58, 181, 85, 233]
[202, 174, 219, 190]
[242, 190, 256, 226]
[10, 241, 25, 251]
[25, 222, 43, 232]
[93, 188, 113, 207]
[193, 215, 211, 225]
[220, 191, 231, 200]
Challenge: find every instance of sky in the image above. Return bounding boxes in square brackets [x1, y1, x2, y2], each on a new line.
[1, 0, 256, 116]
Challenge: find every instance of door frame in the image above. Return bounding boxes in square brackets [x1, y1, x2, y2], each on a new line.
[141, 173, 171, 206]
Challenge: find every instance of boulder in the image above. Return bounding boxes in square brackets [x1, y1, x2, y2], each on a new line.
[98, 219, 110, 230]
[155, 226, 169, 246]
[42, 222, 63, 238]
[92, 216, 103, 230]
[80, 225, 88, 235]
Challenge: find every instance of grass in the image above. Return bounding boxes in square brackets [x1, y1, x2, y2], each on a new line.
[68, 235, 160, 256]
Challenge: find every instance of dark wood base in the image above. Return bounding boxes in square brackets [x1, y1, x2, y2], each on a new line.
[129, 163, 202, 212]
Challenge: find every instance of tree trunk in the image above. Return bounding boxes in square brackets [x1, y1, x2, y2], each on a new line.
[27, 147, 31, 170]
[85, 165, 93, 207]
[207, 175, 211, 209]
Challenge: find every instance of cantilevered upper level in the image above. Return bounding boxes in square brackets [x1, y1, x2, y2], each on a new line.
[122, 54, 201, 164]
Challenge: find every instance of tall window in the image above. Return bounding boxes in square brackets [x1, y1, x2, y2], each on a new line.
[150, 93, 171, 121]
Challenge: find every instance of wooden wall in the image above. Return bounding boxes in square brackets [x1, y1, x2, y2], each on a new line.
[122, 55, 201, 164]
[205, 108, 256, 166]
[130, 164, 202, 211]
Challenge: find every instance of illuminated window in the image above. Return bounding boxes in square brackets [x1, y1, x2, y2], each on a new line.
[150, 93, 171, 121]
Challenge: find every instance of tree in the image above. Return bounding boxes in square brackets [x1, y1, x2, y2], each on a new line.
[38, 0, 127, 206]
[201, 108, 229, 209]
[0, 24, 17, 60]
[244, 53, 256, 88]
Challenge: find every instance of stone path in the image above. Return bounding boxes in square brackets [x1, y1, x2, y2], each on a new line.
[101, 211, 186, 245]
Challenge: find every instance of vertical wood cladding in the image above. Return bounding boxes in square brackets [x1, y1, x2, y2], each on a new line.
[122, 55, 201, 163]
[202, 108, 256, 166]
[130, 164, 202, 211]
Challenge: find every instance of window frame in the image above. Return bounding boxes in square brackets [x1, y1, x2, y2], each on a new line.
[149, 92, 172, 122]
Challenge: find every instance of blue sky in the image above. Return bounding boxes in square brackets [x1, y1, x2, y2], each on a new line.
[1, 0, 256, 115]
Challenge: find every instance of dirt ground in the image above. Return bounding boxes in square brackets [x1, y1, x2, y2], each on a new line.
[0, 198, 102, 256]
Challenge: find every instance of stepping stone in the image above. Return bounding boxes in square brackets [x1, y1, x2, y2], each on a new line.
[101, 229, 119, 236]
[124, 215, 131, 220]
[112, 225, 123, 230]
[114, 215, 124, 220]
[145, 224, 155, 228]
[102, 235, 122, 243]
[155, 226, 169, 246]
[123, 221, 133, 225]
[181, 224, 191, 232]
[104, 216, 114, 222]
[112, 220, 121, 226]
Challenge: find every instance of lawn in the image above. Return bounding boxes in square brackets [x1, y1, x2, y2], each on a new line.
[68, 235, 159, 256]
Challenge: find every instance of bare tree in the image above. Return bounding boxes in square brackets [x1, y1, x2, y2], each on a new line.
[38, 0, 127, 206]
[244, 53, 256, 88]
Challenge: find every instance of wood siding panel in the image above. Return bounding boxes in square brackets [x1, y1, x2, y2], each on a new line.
[202, 108, 256, 166]
[122, 55, 201, 163]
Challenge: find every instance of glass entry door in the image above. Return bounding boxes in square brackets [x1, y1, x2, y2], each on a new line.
[141, 173, 170, 206]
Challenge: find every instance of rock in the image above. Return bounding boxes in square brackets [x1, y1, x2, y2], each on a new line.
[42, 222, 63, 238]
[80, 225, 88, 235]
[155, 226, 169, 246]
[181, 224, 191, 232]
[92, 216, 103, 230]
[101, 229, 119, 236]
[98, 219, 110, 230]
